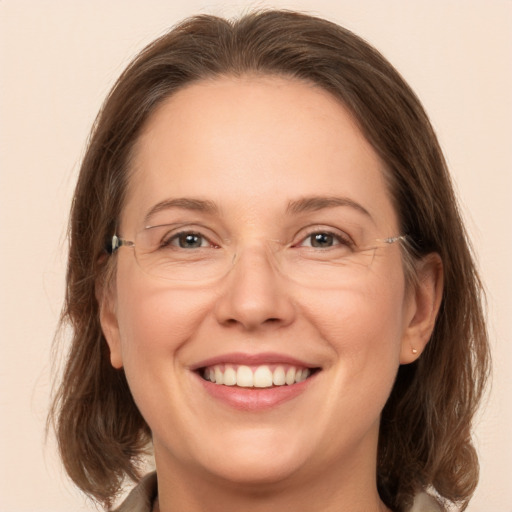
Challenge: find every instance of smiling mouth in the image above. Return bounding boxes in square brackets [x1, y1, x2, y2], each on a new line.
[199, 364, 319, 388]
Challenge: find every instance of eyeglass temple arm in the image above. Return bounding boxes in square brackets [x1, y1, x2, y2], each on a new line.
[107, 234, 134, 254]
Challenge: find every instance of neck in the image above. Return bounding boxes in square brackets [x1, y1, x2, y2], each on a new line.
[153, 443, 390, 512]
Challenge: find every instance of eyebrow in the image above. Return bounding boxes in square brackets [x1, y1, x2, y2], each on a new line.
[286, 195, 373, 219]
[143, 195, 373, 225]
[144, 197, 218, 225]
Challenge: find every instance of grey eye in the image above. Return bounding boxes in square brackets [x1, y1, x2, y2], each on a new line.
[309, 232, 335, 248]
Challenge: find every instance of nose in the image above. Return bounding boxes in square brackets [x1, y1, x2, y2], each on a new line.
[214, 244, 296, 331]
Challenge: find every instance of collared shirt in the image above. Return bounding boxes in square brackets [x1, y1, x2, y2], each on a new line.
[113, 472, 443, 512]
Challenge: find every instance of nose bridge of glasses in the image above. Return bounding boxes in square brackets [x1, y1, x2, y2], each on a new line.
[229, 238, 285, 277]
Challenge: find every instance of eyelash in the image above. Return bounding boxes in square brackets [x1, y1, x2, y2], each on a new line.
[293, 228, 354, 250]
[159, 227, 354, 250]
[161, 230, 218, 249]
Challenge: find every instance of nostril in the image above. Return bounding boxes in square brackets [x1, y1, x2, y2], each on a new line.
[222, 316, 283, 328]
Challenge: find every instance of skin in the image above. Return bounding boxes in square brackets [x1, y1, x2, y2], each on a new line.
[100, 76, 442, 512]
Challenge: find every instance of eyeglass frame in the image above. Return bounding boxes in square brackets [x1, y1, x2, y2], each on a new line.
[106, 228, 410, 284]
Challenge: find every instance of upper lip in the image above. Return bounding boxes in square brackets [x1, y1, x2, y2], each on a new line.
[189, 352, 319, 371]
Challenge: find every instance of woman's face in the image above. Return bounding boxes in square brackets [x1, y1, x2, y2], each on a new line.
[101, 76, 429, 488]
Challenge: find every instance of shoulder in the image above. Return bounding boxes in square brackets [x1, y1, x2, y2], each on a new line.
[112, 472, 157, 512]
[410, 492, 443, 512]
[111, 472, 442, 512]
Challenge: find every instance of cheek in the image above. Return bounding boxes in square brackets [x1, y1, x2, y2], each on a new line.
[301, 266, 407, 402]
[113, 274, 218, 436]
[280, 269, 409, 460]
[114, 266, 213, 372]
[305, 271, 406, 352]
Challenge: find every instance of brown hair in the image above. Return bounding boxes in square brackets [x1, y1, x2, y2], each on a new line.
[49, 10, 490, 511]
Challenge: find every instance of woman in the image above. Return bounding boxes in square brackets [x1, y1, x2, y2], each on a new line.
[49, 10, 490, 512]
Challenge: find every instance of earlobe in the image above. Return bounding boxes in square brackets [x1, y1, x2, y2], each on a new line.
[96, 278, 124, 369]
[400, 253, 444, 364]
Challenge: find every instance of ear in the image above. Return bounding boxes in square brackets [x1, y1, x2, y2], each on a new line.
[400, 253, 444, 364]
[96, 276, 124, 369]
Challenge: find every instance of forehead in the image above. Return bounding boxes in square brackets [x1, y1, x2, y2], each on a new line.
[123, 75, 397, 232]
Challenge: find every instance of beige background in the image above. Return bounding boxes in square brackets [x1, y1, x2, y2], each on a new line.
[0, 1, 511, 511]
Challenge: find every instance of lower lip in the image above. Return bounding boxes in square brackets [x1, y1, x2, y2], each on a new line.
[194, 372, 317, 411]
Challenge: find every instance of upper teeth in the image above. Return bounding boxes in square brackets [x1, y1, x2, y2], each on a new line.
[203, 365, 311, 388]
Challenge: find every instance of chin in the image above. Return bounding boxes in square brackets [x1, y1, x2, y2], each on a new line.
[185, 426, 314, 486]
[203, 450, 307, 487]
